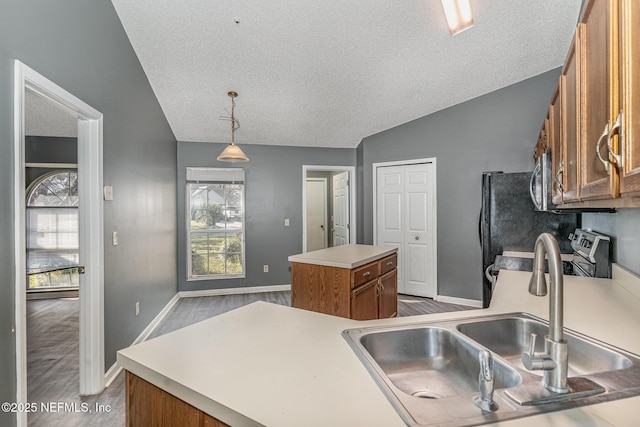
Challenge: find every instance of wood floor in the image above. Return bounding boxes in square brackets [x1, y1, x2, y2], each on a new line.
[26, 291, 474, 426]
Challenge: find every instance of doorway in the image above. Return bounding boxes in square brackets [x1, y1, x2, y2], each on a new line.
[373, 158, 437, 298]
[14, 61, 105, 425]
[305, 178, 328, 252]
[302, 165, 356, 252]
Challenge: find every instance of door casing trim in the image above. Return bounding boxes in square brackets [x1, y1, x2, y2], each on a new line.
[302, 165, 356, 252]
[14, 61, 105, 425]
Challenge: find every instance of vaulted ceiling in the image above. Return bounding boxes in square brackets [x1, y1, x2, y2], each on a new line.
[110, 0, 582, 148]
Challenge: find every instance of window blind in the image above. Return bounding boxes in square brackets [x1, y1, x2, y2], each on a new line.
[186, 167, 244, 183]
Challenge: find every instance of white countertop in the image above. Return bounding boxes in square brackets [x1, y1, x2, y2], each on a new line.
[117, 265, 640, 427]
[287, 244, 397, 269]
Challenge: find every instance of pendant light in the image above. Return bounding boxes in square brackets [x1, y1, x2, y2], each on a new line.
[217, 91, 249, 162]
[441, 0, 474, 36]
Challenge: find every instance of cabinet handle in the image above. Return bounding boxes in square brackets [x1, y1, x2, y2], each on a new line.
[607, 110, 624, 172]
[595, 121, 612, 175]
[555, 162, 564, 192]
[386, 261, 393, 266]
[363, 271, 371, 277]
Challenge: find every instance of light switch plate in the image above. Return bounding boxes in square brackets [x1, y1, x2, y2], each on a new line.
[112, 231, 118, 246]
[284, 218, 290, 227]
[104, 185, 113, 201]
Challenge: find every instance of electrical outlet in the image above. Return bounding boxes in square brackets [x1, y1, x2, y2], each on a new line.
[135, 302, 140, 316]
[112, 231, 118, 246]
[263, 265, 269, 273]
[284, 218, 290, 227]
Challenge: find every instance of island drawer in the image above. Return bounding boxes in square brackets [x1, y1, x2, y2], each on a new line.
[352, 262, 379, 288]
[379, 253, 397, 275]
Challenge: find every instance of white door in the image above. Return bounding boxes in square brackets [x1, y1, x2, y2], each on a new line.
[332, 171, 350, 246]
[305, 179, 327, 252]
[376, 162, 436, 297]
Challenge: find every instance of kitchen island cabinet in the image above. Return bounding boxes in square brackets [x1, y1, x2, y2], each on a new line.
[117, 265, 640, 427]
[288, 244, 397, 320]
[126, 372, 229, 427]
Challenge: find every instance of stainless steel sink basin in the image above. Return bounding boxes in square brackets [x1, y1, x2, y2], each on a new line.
[456, 317, 632, 377]
[360, 327, 521, 399]
[343, 313, 640, 427]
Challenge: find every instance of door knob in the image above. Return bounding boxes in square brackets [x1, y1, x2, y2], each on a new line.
[415, 236, 420, 241]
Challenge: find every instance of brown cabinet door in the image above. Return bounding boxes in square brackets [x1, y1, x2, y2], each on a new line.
[579, 0, 619, 200]
[350, 280, 378, 321]
[561, 33, 581, 202]
[127, 372, 229, 427]
[378, 270, 397, 318]
[618, 0, 640, 197]
[549, 83, 564, 204]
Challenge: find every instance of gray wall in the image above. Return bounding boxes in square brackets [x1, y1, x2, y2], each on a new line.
[358, 69, 562, 301]
[177, 142, 355, 292]
[25, 136, 77, 187]
[583, 210, 640, 276]
[0, 2, 177, 423]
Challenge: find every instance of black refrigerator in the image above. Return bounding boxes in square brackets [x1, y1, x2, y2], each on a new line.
[480, 172, 579, 307]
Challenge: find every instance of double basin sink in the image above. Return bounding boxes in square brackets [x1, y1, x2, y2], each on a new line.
[343, 313, 640, 426]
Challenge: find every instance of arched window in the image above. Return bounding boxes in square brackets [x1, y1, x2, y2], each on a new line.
[26, 170, 79, 290]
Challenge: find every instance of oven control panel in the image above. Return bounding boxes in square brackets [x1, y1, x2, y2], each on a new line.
[569, 228, 609, 260]
[569, 228, 611, 278]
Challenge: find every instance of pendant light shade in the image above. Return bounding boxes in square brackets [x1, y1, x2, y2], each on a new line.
[217, 91, 249, 162]
[217, 142, 249, 162]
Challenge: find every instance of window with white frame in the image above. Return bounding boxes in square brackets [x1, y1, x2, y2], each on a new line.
[187, 167, 245, 279]
[26, 170, 80, 290]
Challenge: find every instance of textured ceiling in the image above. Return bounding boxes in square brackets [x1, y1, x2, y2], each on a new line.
[26, 90, 77, 138]
[110, 0, 582, 148]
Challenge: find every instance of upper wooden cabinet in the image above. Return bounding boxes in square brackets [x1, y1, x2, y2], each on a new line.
[579, 0, 619, 201]
[617, 0, 640, 197]
[560, 33, 581, 203]
[544, 0, 640, 208]
[549, 83, 564, 204]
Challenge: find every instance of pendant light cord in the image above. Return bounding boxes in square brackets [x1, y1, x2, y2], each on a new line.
[230, 94, 240, 144]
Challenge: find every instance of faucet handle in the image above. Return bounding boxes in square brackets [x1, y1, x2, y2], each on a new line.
[522, 333, 556, 371]
[528, 333, 537, 355]
[522, 333, 541, 370]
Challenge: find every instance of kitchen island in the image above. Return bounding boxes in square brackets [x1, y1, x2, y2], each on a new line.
[289, 244, 398, 319]
[117, 265, 640, 426]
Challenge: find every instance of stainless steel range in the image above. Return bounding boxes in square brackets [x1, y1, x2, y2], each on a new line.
[569, 228, 612, 278]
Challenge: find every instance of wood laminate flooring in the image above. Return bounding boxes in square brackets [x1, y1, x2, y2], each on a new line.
[26, 290, 473, 426]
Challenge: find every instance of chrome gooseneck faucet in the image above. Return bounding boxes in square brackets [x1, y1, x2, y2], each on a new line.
[521, 233, 569, 394]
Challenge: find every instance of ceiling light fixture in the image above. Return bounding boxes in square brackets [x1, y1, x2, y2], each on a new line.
[217, 91, 249, 162]
[440, 0, 474, 36]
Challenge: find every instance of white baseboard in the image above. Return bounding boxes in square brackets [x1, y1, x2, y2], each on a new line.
[179, 284, 291, 298]
[104, 285, 291, 385]
[435, 294, 483, 308]
[104, 361, 122, 388]
[104, 292, 181, 387]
